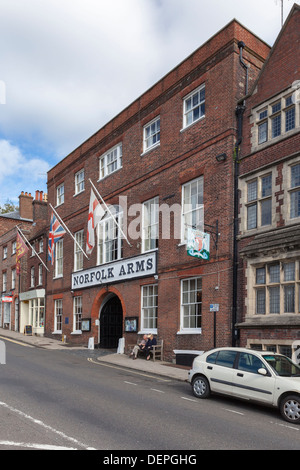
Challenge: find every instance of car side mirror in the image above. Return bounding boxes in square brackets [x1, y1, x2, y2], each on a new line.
[258, 368, 267, 376]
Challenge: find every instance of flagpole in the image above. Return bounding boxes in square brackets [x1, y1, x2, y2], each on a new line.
[16, 226, 50, 272]
[89, 178, 132, 247]
[49, 204, 89, 259]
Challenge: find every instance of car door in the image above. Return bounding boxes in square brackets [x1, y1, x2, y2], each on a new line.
[206, 350, 237, 396]
[232, 352, 276, 404]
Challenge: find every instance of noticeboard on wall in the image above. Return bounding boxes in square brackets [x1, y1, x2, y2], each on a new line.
[124, 317, 138, 333]
[81, 318, 91, 332]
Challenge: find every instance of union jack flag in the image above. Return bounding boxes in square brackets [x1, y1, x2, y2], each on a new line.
[48, 211, 66, 265]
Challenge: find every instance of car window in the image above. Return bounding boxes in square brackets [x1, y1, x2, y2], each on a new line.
[263, 354, 300, 377]
[238, 352, 266, 374]
[215, 350, 237, 368]
[206, 351, 218, 364]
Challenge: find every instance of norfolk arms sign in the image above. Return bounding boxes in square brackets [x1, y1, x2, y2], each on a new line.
[71, 251, 157, 290]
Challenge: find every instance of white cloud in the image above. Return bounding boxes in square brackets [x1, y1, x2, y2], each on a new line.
[0, 140, 49, 205]
[0, 0, 294, 174]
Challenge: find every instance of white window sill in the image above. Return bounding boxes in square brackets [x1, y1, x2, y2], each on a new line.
[141, 142, 160, 156]
[177, 329, 202, 335]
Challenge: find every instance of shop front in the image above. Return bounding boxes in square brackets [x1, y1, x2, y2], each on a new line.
[19, 289, 45, 336]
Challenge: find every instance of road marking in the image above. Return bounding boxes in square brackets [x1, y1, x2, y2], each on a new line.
[271, 421, 300, 431]
[181, 397, 197, 403]
[124, 381, 137, 386]
[87, 358, 170, 382]
[223, 408, 244, 416]
[0, 401, 96, 450]
[151, 388, 165, 393]
[0, 336, 33, 348]
[0, 440, 77, 450]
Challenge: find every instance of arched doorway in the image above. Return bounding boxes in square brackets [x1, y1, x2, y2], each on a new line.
[99, 295, 123, 348]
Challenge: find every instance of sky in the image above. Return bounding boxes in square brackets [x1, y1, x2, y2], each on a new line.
[0, 0, 295, 207]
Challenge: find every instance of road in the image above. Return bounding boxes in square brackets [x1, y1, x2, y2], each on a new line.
[1, 338, 300, 452]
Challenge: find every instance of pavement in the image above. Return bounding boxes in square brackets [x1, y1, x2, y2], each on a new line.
[0, 328, 189, 382]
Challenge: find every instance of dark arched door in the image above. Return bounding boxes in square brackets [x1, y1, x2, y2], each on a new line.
[100, 296, 123, 348]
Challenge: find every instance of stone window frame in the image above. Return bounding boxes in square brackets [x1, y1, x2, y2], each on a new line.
[245, 254, 300, 319]
[239, 166, 277, 236]
[250, 86, 299, 152]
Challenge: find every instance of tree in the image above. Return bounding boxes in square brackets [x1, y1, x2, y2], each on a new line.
[0, 200, 19, 214]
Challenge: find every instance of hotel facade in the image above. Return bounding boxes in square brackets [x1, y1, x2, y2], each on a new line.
[45, 20, 269, 363]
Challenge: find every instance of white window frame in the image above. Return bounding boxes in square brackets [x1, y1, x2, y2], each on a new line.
[140, 284, 158, 333]
[54, 299, 62, 333]
[142, 197, 159, 253]
[99, 143, 122, 180]
[97, 206, 123, 265]
[75, 169, 85, 195]
[29, 298, 45, 328]
[11, 269, 16, 290]
[3, 246, 7, 259]
[38, 264, 43, 285]
[143, 117, 160, 153]
[56, 183, 64, 206]
[2, 271, 7, 292]
[12, 241, 16, 255]
[183, 85, 205, 129]
[179, 277, 202, 334]
[73, 296, 82, 333]
[54, 239, 63, 278]
[74, 230, 84, 272]
[181, 176, 204, 243]
[30, 266, 35, 288]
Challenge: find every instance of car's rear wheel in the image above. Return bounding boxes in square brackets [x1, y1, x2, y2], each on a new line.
[280, 395, 300, 424]
[192, 376, 210, 399]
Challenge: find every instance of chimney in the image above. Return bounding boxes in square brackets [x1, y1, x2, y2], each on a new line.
[19, 191, 33, 220]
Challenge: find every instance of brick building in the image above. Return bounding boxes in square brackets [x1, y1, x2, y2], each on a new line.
[237, 4, 300, 360]
[46, 20, 269, 363]
[19, 190, 48, 335]
[0, 191, 47, 331]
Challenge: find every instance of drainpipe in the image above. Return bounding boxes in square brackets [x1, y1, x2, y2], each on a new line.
[238, 41, 248, 96]
[232, 42, 248, 346]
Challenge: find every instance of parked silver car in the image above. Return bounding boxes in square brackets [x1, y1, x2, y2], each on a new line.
[188, 347, 300, 424]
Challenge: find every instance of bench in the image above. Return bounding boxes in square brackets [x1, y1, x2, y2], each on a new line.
[128, 339, 163, 361]
[151, 340, 163, 362]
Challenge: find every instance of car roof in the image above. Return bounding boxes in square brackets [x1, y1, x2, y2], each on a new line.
[202, 347, 279, 357]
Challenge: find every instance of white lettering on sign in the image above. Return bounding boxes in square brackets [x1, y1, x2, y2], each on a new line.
[72, 251, 157, 290]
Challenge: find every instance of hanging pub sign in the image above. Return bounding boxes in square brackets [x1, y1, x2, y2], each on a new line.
[187, 227, 210, 260]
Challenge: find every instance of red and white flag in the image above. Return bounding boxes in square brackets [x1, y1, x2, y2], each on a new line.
[16, 231, 29, 274]
[86, 189, 105, 255]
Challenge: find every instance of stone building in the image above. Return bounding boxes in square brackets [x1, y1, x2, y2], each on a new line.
[237, 4, 300, 360]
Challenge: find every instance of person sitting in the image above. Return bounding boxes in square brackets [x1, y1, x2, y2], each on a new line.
[145, 334, 157, 361]
[129, 334, 147, 359]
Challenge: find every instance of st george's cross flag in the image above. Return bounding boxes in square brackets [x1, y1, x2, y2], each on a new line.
[48, 211, 66, 265]
[86, 188, 105, 255]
